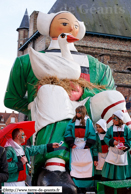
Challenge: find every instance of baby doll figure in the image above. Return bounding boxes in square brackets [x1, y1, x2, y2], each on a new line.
[102, 110, 131, 180]
[92, 119, 108, 186]
[64, 105, 96, 193]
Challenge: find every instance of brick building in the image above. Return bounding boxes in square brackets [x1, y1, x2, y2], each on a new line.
[16, 0, 131, 116]
[0, 111, 19, 130]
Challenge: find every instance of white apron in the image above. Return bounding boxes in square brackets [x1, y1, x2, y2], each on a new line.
[70, 137, 93, 178]
[105, 147, 128, 166]
[96, 133, 108, 170]
[30, 85, 88, 144]
[96, 152, 108, 170]
[105, 125, 128, 166]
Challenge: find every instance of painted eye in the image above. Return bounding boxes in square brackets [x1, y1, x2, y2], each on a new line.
[62, 23, 68, 26]
[60, 33, 65, 38]
[75, 25, 78, 29]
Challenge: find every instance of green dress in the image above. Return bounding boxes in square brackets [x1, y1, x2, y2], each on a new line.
[102, 125, 131, 180]
[64, 118, 96, 188]
[126, 149, 131, 178]
[4, 51, 115, 183]
[92, 133, 108, 187]
[92, 133, 108, 175]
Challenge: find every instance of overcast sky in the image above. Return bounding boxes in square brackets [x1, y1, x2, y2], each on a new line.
[0, 0, 56, 113]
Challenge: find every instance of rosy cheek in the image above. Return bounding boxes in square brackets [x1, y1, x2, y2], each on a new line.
[72, 30, 78, 37]
[75, 30, 79, 36]
[57, 27, 64, 32]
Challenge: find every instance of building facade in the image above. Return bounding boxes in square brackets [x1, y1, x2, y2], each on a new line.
[0, 111, 19, 129]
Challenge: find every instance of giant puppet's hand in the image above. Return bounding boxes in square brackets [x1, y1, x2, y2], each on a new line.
[69, 83, 83, 101]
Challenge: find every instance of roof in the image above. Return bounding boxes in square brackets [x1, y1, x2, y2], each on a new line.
[18, 0, 131, 51]
[49, 0, 131, 37]
[17, 9, 29, 31]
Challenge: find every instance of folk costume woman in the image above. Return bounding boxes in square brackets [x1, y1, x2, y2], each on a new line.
[102, 110, 131, 180]
[92, 119, 108, 186]
[64, 106, 96, 191]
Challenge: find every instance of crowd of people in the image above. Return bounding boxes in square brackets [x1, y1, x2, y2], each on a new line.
[65, 106, 131, 193]
[0, 106, 131, 194]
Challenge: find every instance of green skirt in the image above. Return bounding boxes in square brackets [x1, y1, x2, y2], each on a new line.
[94, 168, 102, 176]
[94, 168, 102, 187]
[102, 162, 128, 180]
[126, 151, 131, 178]
[72, 178, 94, 188]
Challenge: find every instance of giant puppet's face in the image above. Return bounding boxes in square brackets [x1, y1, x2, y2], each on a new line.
[49, 12, 79, 38]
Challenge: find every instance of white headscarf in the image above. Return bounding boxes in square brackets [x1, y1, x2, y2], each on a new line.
[96, 119, 107, 132]
[37, 11, 86, 40]
[113, 110, 124, 121]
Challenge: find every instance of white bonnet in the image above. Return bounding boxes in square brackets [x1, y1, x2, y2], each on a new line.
[37, 11, 86, 40]
[96, 119, 107, 132]
[113, 110, 124, 121]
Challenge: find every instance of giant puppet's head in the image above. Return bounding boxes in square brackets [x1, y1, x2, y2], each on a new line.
[29, 11, 86, 82]
[37, 11, 86, 40]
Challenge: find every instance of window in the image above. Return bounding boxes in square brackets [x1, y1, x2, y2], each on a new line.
[10, 117, 15, 123]
[126, 66, 131, 72]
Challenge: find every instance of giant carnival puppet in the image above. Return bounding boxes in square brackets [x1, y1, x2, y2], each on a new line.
[4, 11, 131, 194]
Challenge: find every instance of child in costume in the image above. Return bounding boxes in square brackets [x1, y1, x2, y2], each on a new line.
[93, 119, 108, 187]
[102, 110, 131, 180]
[64, 105, 96, 193]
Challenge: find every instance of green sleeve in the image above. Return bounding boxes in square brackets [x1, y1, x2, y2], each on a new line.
[104, 126, 113, 146]
[80, 55, 115, 118]
[4, 54, 38, 115]
[124, 125, 131, 147]
[25, 144, 47, 157]
[64, 120, 74, 138]
[85, 118, 96, 142]
[88, 55, 115, 90]
[92, 133, 98, 160]
[81, 55, 115, 100]
[6, 149, 19, 174]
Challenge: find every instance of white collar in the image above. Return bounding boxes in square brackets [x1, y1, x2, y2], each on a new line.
[98, 133, 106, 140]
[5, 138, 25, 156]
[113, 124, 125, 132]
[75, 115, 89, 126]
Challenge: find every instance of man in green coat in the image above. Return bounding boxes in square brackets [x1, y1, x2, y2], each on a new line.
[4, 128, 59, 194]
